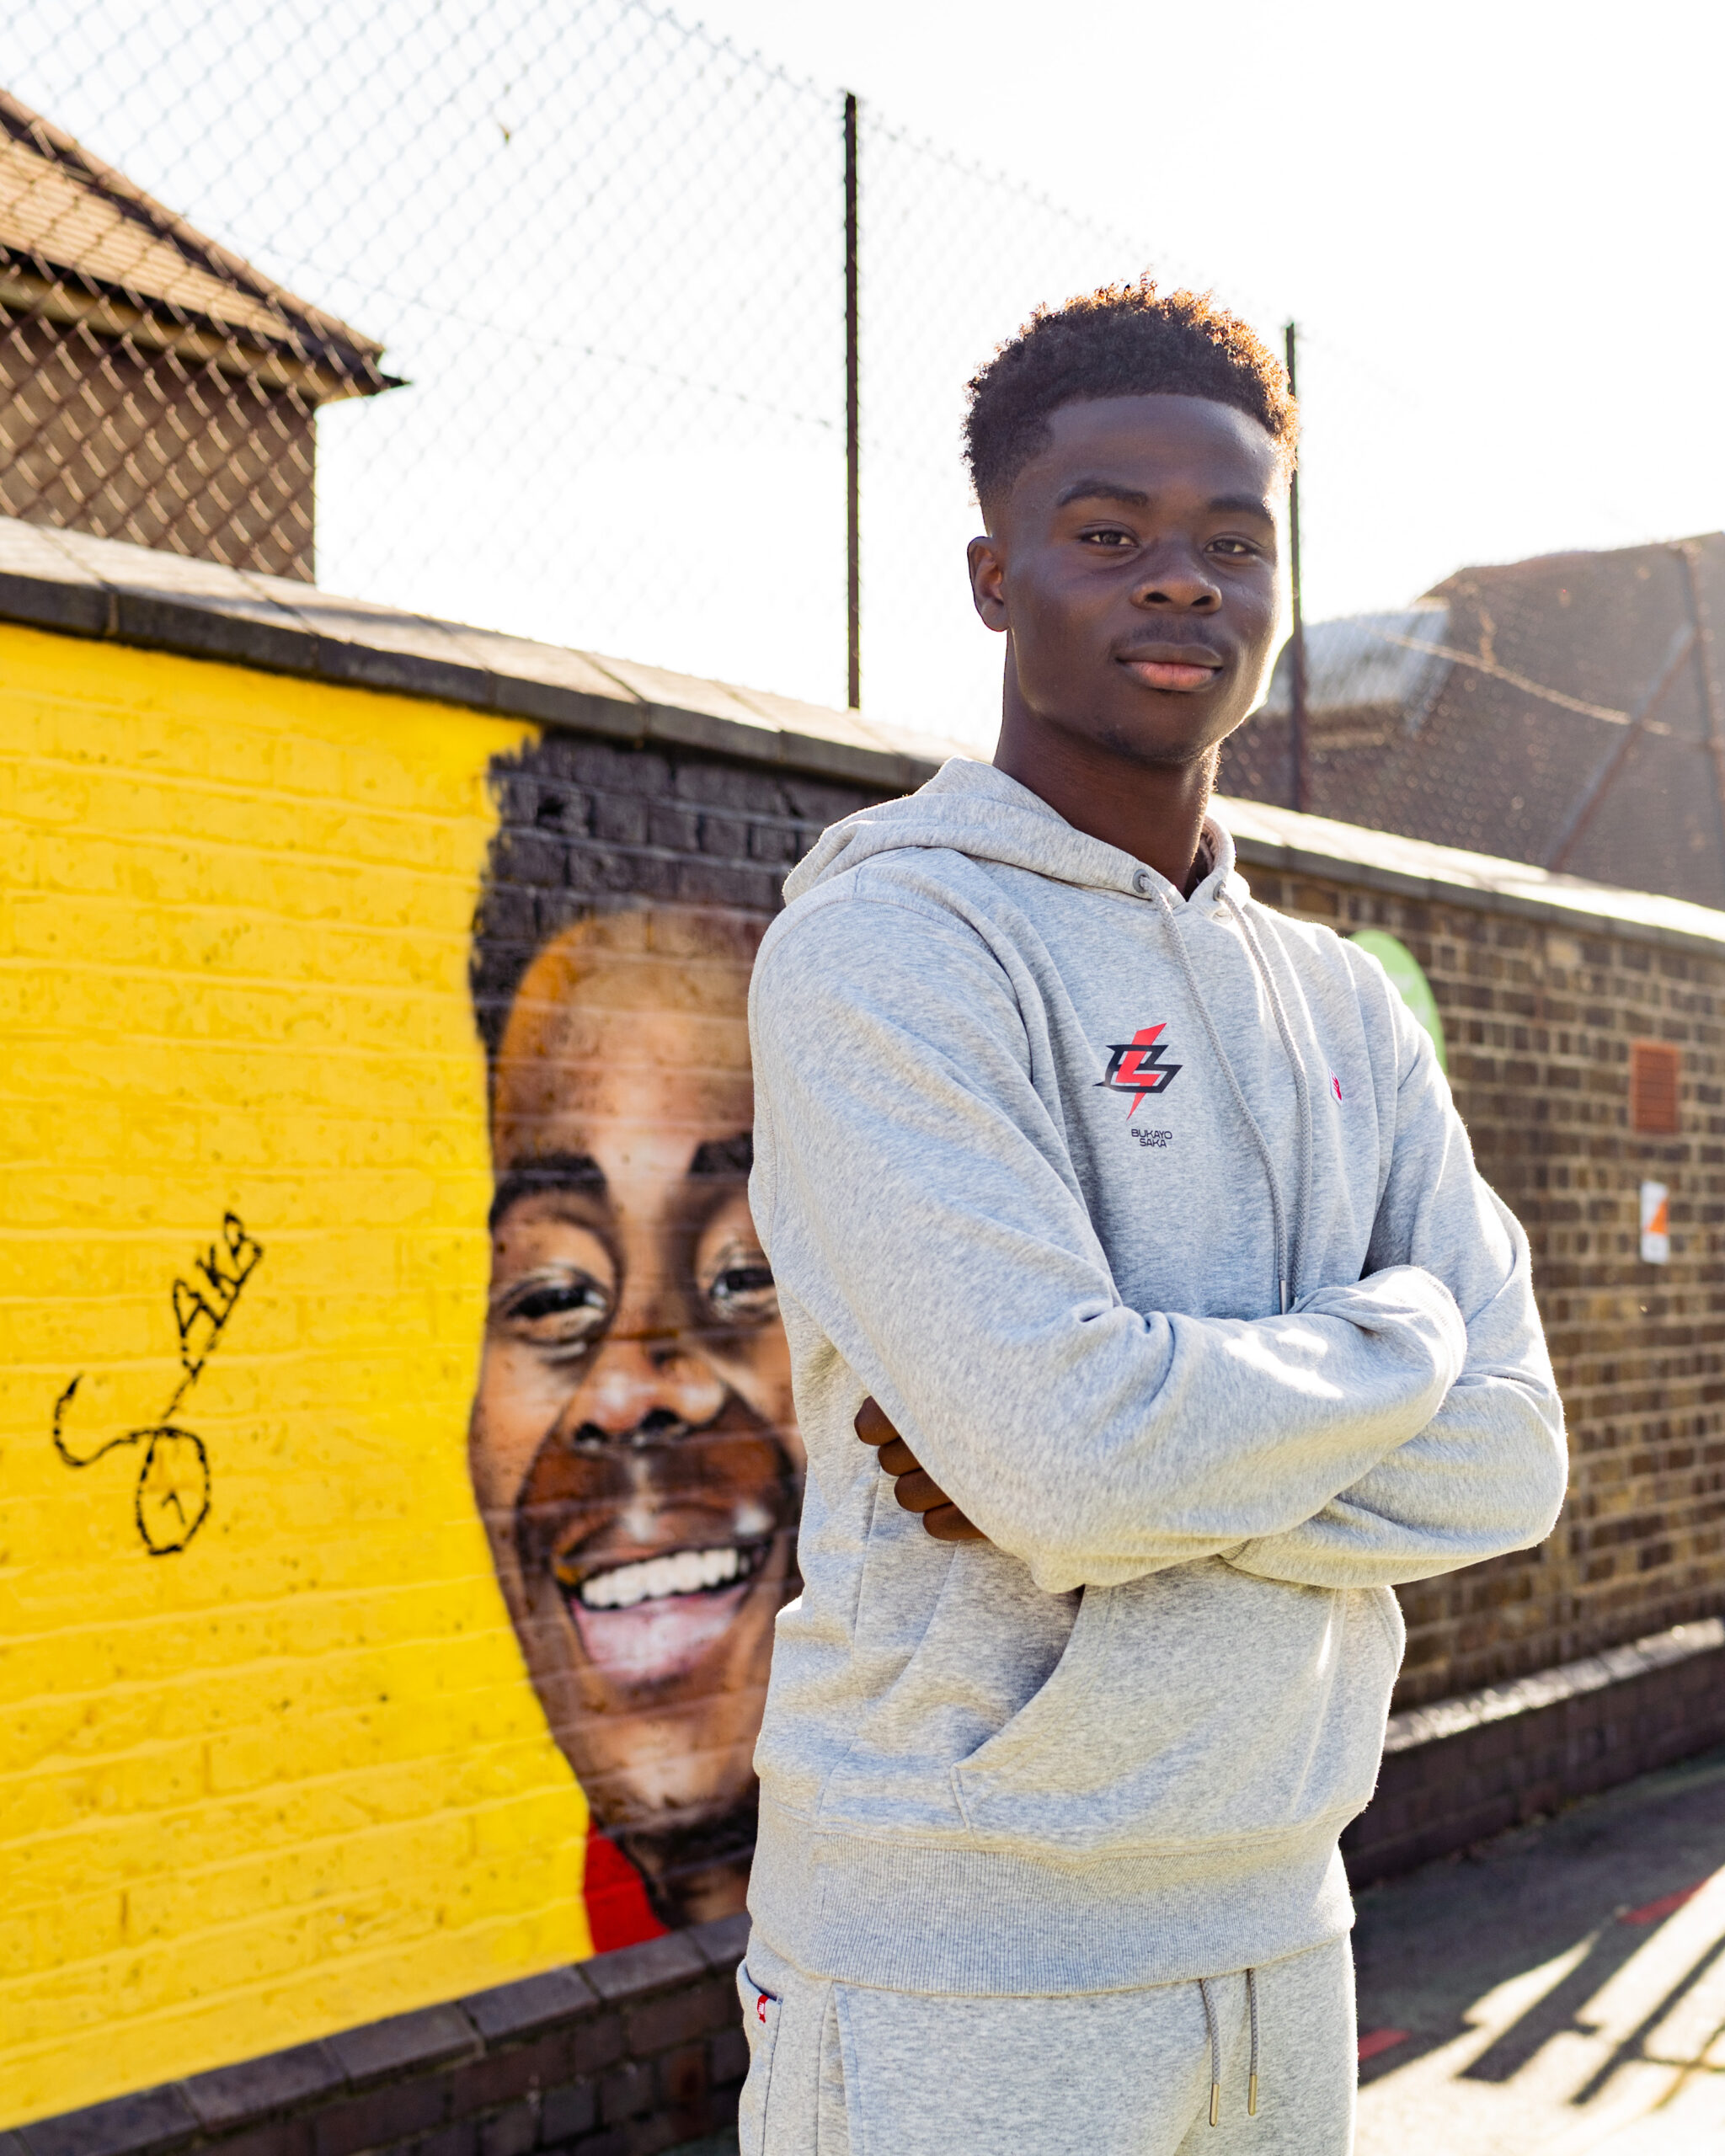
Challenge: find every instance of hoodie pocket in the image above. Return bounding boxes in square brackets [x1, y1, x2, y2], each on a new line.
[950, 1583, 1114, 1822]
[953, 1564, 1396, 1855]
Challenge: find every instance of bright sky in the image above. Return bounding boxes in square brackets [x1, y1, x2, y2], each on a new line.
[697, 0, 1725, 629]
[13, 0, 1725, 747]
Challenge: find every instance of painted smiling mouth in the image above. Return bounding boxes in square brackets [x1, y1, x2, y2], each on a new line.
[558, 1541, 768, 1611]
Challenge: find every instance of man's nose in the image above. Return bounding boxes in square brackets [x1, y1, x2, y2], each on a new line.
[574, 1330, 728, 1438]
[1133, 545, 1220, 611]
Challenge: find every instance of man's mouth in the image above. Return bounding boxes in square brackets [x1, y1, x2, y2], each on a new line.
[1117, 646, 1225, 693]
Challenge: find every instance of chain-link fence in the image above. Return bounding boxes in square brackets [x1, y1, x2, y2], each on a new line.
[1, 0, 1212, 740]
[1219, 529, 1725, 910]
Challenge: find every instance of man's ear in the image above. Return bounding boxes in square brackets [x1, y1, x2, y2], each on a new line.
[967, 533, 1009, 633]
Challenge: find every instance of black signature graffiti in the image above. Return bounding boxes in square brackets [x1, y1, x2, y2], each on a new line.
[52, 1212, 263, 1555]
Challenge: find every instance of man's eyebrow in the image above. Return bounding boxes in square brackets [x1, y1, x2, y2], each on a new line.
[1206, 493, 1276, 520]
[1052, 481, 1275, 522]
[489, 1152, 607, 1230]
[1055, 478, 1150, 510]
[689, 1133, 754, 1178]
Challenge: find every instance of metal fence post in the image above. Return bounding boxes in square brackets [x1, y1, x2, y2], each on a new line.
[1284, 320, 1308, 814]
[844, 91, 861, 710]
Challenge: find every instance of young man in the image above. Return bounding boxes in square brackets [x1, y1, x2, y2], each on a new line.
[738, 283, 1566, 2153]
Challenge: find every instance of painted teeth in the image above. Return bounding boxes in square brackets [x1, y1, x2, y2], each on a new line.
[578, 1546, 746, 1610]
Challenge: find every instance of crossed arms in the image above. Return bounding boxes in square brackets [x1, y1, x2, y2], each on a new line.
[750, 898, 1567, 1596]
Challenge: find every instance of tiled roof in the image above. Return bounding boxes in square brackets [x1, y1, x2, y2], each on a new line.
[1223, 533, 1725, 911]
[0, 88, 394, 402]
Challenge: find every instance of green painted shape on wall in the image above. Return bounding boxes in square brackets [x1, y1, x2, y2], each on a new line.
[1351, 929, 1448, 1073]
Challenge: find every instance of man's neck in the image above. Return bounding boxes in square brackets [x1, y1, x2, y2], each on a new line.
[994, 707, 1216, 894]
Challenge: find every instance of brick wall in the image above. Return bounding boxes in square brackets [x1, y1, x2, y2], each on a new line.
[1237, 862, 1725, 1707]
[1, 625, 579, 2126]
[7, 557, 1725, 2134]
[0, 611, 889, 2129]
[0, 323, 319, 580]
[473, 742, 1725, 1712]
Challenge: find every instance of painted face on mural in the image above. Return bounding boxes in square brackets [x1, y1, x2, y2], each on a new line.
[467, 906, 799, 1929]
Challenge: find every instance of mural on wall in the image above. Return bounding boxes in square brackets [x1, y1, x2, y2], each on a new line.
[467, 742, 802, 1946]
[1, 627, 598, 2133]
[2, 621, 836, 2130]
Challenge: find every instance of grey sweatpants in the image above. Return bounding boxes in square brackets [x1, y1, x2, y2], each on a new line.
[736, 1933, 1355, 2156]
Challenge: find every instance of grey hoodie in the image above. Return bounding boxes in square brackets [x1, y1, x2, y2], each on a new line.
[745, 757, 1567, 1998]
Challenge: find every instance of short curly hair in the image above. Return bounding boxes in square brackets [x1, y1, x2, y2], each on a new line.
[964, 279, 1296, 515]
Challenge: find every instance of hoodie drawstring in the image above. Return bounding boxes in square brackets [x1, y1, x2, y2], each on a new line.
[1224, 892, 1316, 1303]
[1198, 1977, 1221, 2128]
[1154, 889, 1294, 1314]
[1198, 1968, 1262, 2127]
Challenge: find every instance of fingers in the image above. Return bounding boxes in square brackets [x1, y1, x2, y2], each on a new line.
[889, 1467, 948, 1513]
[854, 1396, 898, 1449]
[923, 1502, 987, 1543]
[855, 1395, 991, 1546]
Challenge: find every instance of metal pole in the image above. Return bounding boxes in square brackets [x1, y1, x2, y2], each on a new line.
[844, 92, 861, 710]
[1284, 321, 1308, 814]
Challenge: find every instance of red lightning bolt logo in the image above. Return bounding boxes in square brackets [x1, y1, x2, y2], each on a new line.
[1097, 1024, 1183, 1116]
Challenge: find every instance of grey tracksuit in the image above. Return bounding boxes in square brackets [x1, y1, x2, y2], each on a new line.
[740, 757, 1566, 2144]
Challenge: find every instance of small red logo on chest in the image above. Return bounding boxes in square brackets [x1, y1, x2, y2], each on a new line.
[1332, 1073, 1343, 1103]
[1098, 1024, 1183, 1116]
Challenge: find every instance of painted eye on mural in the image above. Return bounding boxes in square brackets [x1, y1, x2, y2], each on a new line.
[489, 1263, 614, 1353]
[697, 1237, 779, 1327]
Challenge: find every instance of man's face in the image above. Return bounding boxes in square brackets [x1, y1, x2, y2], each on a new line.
[467, 911, 797, 1895]
[969, 392, 1283, 768]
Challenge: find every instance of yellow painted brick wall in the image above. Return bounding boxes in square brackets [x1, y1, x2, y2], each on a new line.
[0, 623, 595, 2128]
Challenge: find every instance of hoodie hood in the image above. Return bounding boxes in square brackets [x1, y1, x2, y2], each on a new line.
[783, 755, 1238, 910]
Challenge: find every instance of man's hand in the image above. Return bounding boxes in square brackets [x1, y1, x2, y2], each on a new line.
[854, 1397, 989, 1543]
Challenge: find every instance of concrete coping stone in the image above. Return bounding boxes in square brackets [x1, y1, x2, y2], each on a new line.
[3, 515, 1722, 959]
[16, 2087, 198, 2156]
[457, 1963, 599, 2045]
[179, 2043, 345, 2129]
[324, 2000, 482, 2085]
[1383, 1616, 1725, 1755]
[578, 1929, 709, 2004]
[0, 516, 959, 798]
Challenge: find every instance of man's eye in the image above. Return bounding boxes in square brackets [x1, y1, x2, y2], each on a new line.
[1081, 527, 1135, 548]
[490, 1266, 613, 1352]
[702, 1246, 778, 1326]
[1210, 536, 1258, 558]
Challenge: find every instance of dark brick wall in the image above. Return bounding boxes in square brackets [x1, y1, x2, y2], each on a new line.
[8, 1920, 751, 2156]
[468, 731, 879, 1068]
[1343, 1630, 1725, 1885]
[1239, 862, 1725, 1707]
[470, 728, 1725, 1708]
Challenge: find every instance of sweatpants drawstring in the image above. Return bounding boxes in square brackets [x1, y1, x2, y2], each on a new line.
[1198, 1977, 1221, 2127]
[1198, 1970, 1261, 2127]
